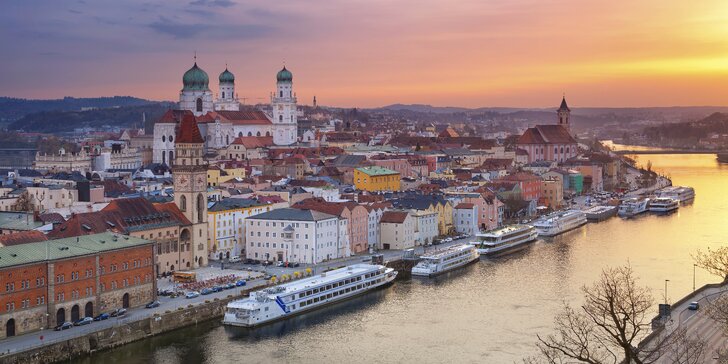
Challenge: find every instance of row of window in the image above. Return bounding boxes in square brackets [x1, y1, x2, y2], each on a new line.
[296, 277, 385, 310]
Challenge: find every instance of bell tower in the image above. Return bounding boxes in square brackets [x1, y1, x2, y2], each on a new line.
[557, 96, 571, 133]
[271, 66, 298, 145]
[173, 113, 209, 268]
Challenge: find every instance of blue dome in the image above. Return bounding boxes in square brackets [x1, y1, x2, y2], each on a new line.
[276, 66, 292, 82]
[182, 63, 210, 91]
[219, 68, 235, 84]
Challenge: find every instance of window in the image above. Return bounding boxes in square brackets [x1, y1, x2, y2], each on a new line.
[196, 98, 203, 112]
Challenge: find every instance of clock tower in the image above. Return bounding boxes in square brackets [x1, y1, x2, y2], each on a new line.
[173, 113, 209, 268]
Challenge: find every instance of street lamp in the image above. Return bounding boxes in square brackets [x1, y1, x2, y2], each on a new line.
[664, 279, 670, 304]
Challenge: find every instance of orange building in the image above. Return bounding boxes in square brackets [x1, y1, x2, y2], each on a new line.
[0, 233, 154, 339]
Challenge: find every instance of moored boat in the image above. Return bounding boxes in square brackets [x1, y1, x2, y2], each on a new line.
[583, 205, 618, 221]
[617, 197, 650, 218]
[223, 264, 397, 328]
[532, 209, 587, 237]
[648, 197, 679, 213]
[411, 243, 479, 277]
[469, 224, 538, 256]
[657, 186, 695, 203]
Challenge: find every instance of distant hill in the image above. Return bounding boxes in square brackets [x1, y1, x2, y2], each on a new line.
[643, 112, 728, 144]
[0, 96, 167, 122]
[7, 103, 175, 133]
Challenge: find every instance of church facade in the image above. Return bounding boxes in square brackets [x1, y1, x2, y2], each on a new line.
[153, 62, 299, 164]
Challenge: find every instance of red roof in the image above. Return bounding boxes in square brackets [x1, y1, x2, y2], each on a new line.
[380, 211, 409, 224]
[517, 125, 576, 145]
[176, 113, 204, 143]
[215, 109, 271, 125]
[231, 136, 274, 148]
[0, 231, 48, 246]
[455, 203, 475, 209]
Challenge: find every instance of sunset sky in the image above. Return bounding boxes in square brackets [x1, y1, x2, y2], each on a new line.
[3, 0, 728, 108]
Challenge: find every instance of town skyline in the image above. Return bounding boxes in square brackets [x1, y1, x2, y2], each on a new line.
[4, 0, 728, 108]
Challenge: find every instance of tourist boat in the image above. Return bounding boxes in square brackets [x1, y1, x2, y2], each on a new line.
[657, 186, 695, 203]
[411, 243, 480, 277]
[583, 205, 617, 222]
[223, 264, 397, 327]
[617, 198, 650, 218]
[648, 197, 679, 213]
[532, 209, 587, 237]
[717, 152, 728, 163]
[469, 224, 538, 256]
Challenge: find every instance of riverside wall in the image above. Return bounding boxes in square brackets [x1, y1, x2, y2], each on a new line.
[0, 291, 251, 364]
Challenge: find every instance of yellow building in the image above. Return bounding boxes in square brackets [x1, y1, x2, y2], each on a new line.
[540, 179, 563, 209]
[354, 166, 400, 192]
[207, 166, 247, 187]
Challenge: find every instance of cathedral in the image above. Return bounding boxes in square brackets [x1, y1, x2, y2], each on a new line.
[153, 61, 299, 165]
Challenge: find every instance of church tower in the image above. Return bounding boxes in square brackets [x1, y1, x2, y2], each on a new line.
[557, 96, 571, 133]
[179, 62, 214, 116]
[271, 66, 298, 145]
[173, 113, 209, 268]
[215, 67, 240, 111]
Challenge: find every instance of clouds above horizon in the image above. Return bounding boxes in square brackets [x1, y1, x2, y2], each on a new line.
[2, 0, 728, 108]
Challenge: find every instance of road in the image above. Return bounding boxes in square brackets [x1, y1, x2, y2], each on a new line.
[644, 284, 728, 363]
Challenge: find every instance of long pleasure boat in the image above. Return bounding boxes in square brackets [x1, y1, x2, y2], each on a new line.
[648, 197, 679, 213]
[618, 198, 650, 218]
[657, 186, 695, 203]
[223, 264, 397, 327]
[469, 224, 538, 256]
[532, 209, 587, 237]
[411, 243, 479, 277]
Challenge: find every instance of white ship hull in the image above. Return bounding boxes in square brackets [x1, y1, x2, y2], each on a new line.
[618, 199, 650, 218]
[533, 210, 587, 237]
[649, 198, 679, 213]
[471, 226, 538, 256]
[223, 265, 397, 328]
[411, 244, 480, 277]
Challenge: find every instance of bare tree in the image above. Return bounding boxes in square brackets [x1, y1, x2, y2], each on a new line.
[11, 191, 34, 212]
[527, 264, 704, 364]
[694, 247, 728, 280]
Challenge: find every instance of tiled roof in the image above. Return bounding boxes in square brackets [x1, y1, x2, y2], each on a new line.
[455, 203, 475, 209]
[249, 208, 336, 221]
[231, 136, 274, 148]
[503, 172, 541, 182]
[209, 198, 264, 212]
[380, 211, 409, 223]
[0, 233, 151, 269]
[156, 109, 192, 124]
[176, 113, 204, 143]
[38, 213, 65, 225]
[0, 230, 48, 246]
[0, 212, 43, 231]
[215, 109, 272, 125]
[536, 125, 576, 144]
[356, 166, 399, 176]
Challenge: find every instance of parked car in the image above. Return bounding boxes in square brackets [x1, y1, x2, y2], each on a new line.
[264, 274, 273, 280]
[145, 301, 161, 309]
[229, 255, 242, 263]
[159, 289, 175, 297]
[688, 301, 700, 310]
[224, 283, 235, 290]
[211, 286, 223, 292]
[291, 262, 300, 268]
[201, 288, 213, 295]
[235, 280, 247, 287]
[110, 308, 127, 317]
[185, 291, 200, 299]
[55, 322, 73, 331]
[74, 317, 93, 326]
[261, 260, 272, 266]
[276, 261, 285, 267]
[93, 313, 110, 321]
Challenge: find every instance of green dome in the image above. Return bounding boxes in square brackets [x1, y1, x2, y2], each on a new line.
[276, 66, 292, 82]
[219, 68, 235, 84]
[182, 63, 210, 91]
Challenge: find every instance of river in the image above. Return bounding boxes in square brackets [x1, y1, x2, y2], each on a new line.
[80, 149, 728, 364]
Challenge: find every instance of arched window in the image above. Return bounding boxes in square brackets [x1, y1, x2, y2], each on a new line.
[560, 147, 564, 153]
[169, 135, 173, 142]
[169, 151, 174, 164]
[162, 135, 166, 142]
[256, 131, 261, 136]
[266, 131, 271, 137]
[180, 195, 186, 211]
[196, 98, 203, 112]
[238, 132, 243, 137]
[247, 132, 252, 137]
[226, 135, 229, 144]
[197, 194, 205, 223]
[222, 92, 225, 99]
[162, 151, 166, 164]
[554, 147, 558, 155]
[566, 147, 570, 154]
[279, 91, 283, 97]
[279, 115, 283, 122]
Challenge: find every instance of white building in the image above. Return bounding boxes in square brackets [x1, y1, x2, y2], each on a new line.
[152, 62, 300, 165]
[411, 210, 438, 246]
[245, 208, 349, 264]
[453, 203, 478, 236]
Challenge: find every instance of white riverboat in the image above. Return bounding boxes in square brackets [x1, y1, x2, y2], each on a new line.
[223, 264, 397, 328]
[469, 224, 538, 256]
[648, 197, 679, 213]
[532, 209, 587, 237]
[411, 243, 480, 277]
[618, 198, 650, 218]
[657, 186, 695, 203]
[584, 205, 618, 221]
